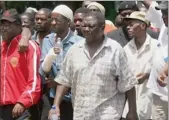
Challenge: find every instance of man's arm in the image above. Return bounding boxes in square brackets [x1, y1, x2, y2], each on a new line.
[48, 47, 73, 119]
[116, 48, 138, 120]
[17, 41, 41, 108]
[125, 87, 138, 120]
[141, 0, 152, 9]
[18, 27, 32, 53]
[48, 84, 69, 119]
[54, 84, 69, 108]
[157, 62, 168, 87]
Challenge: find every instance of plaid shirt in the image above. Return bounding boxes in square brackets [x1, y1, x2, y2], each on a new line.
[55, 37, 138, 120]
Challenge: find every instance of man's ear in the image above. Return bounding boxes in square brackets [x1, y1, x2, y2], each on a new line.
[101, 24, 105, 30]
[140, 23, 146, 30]
[67, 19, 71, 26]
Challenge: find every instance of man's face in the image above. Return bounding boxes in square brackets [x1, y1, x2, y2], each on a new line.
[74, 13, 84, 36]
[0, 20, 16, 41]
[51, 12, 69, 34]
[21, 15, 33, 29]
[127, 19, 145, 38]
[81, 16, 103, 43]
[35, 10, 51, 32]
[88, 6, 100, 13]
[161, 10, 168, 27]
[119, 9, 135, 26]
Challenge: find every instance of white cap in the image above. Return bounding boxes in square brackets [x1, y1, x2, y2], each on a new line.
[87, 2, 105, 16]
[52, 4, 73, 22]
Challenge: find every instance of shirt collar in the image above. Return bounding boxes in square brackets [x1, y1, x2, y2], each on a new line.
[54, 28, 75, 44]
[2, 34, 21, 46]
[128, 34, 151, 50]
[78, 35, 110, 48]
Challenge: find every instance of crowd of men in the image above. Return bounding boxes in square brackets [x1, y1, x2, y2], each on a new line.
[0, 1, 168, 120]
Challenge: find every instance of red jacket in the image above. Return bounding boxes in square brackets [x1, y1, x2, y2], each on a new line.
[1, 35, 41, 108]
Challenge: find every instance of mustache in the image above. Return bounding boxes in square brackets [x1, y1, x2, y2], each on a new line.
[35, 25, 43, 29]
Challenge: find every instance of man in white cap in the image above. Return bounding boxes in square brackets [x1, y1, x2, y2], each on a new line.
[39, 4, 82, 120]
[122, 11, 158, 120]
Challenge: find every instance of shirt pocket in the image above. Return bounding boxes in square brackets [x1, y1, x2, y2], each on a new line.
[94, 60, 116, 80]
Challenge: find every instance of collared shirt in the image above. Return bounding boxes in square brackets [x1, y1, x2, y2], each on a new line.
[31, 30, 45, 47]
[55, 37, 137, 120]
[122, 34, 158, 119]
[39, 29, 82, 100]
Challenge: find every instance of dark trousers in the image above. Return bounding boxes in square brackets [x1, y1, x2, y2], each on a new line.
[0, 105, 31, 120]
[60, 100, 73, 120]
[40, 94, 73, 120]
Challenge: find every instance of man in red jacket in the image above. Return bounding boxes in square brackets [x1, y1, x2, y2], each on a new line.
[0, 9, 41, 120]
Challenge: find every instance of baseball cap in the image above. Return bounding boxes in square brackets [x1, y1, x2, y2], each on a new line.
[155, 1, 168, 10]
[0, 9, 20, 22]
[124, 11, 150, 26]
[118, 1, 139, 12]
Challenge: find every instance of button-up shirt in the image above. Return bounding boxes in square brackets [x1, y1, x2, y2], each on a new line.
[123, 34, 158, 119]
[55, 37, 138, 120]
[39, 30, 82, 100]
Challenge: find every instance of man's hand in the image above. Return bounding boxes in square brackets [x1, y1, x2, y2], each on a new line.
[157, 63, 168, 87]
[48, 105, 60, 120]
[157, 73, 167, 87]
[46, 77, 57, 88]
[18, 36, 29, 53]
[12, 103, 25, 118]
[126, 111, 138, 120]
[136, 73, 149, 84]
[18, 27, 32, 53]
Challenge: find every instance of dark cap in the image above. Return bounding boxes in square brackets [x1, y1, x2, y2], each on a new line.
[0, 9, 20, 22]
[155, 1, 168, 10]
[118, 1, 139, 12]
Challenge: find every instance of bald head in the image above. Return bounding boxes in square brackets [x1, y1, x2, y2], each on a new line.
[85, 11, 105, 27]
[75, 7, 90, 14]
[38, 8, 51, 18]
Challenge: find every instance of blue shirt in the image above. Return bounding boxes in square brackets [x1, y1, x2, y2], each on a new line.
[39, 30, 83, 101]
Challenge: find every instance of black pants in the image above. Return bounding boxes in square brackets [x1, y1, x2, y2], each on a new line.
[60, 100, 73, 120]
[40, 94, 73, 120]
[0, 105, 31, 120]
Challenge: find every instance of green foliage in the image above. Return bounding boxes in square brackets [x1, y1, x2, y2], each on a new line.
[4, 1, 117, 22]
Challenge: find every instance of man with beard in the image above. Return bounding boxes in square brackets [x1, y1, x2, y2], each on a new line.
[32, 8, 51, 47]
[39, 5, 82, 120]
